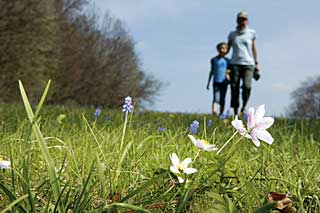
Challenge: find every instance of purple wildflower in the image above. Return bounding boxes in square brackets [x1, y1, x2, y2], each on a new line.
[219, 113, 226, 120]
[189, 120, 199, 134]
[94, 106, 102, 118]
[226, 110, 231, 118]
[157, 127, 166, 132]
[220, 109, 231, 120]
[243, 111, 248, 121]
[122, 96, 134, 113]
[207, 120, 213, 127]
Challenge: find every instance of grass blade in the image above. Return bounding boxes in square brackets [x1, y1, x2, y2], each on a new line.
[120, 170, 168, 202]
[0, 181, 27, 212]
[177, 187, 193, 213]
[108, 203, 152, 213]
[34, 79, 51, 118]
[0, 194, 28, 213]
[19, 80, 64, 212]
[73, 161, 95, 211]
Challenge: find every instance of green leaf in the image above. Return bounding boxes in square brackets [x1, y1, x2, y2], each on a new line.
[209, 193, 235, 213]
[56, 114, 66, 124]
[253, 202, 277, 213]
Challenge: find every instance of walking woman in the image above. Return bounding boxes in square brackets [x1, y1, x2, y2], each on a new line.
[227, 11, 259, 115]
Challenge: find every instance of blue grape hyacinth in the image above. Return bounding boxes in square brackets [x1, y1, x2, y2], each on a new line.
[157, 127, 166, 132]
[122, 96, 133, 113]
[189, 120, 199, 134]
[207, 119, 213, 127]
[94, 106, 102, 118]
[220, 109, 231, 120]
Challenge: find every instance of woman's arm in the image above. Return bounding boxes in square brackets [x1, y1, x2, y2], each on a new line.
[226, 40, 232, 54]
[252, 40, 259, 70]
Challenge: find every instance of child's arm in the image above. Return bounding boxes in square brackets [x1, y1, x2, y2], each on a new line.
[225, 69, 231, 81]
[206, 59, 215, 90]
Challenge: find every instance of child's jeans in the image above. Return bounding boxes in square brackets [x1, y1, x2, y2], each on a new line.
[213, 82, 228, 108]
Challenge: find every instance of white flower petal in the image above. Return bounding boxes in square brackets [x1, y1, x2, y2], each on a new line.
[231, 116, 241, 128]
[188, 135, 207, 150]
[256, 117, 274, 130]
[250, 129, 260, 147]
[188, 134, 197, 146]
[0, 160, 10, 169]
[170, 166, 180, 174]
[177, 176, 185, 183]
[256, 129, 274, 144]
[243, 132, 252, 139]
[247, 107, 255, 129]
[196, 140, 205, 150]
[184, 167, 197, 175]
[170, 153, 179, 167]
[204, 145, 218, 152]
[254, 105, 265, 123]
[181, 158, 192, 168]
[231, 116, 247, 135]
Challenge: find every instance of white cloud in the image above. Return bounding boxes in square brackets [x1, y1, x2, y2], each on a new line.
[260, 28, 320, 77]
[255, 27, 320, 114]
[135, 40, 151, 52]
[94, 0, 202, 25]
[271, 83, 292, 92]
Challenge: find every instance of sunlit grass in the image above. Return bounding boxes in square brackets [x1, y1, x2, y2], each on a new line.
[0, 85, 319, 212]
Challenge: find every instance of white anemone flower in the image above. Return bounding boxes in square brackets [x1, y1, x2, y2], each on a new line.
[231, 116, 247, 136]
[169, 153, 197, 183]
[0, 160, 11, 169]
[232, 105, 274, 147]
[188, 135, 218, 152]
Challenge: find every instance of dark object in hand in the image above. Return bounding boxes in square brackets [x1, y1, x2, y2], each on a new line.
[253, 68, 260, 81]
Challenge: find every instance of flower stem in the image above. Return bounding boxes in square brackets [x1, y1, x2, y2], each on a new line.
[194, 150, 201, 161]
[217, 131, 238, 155]
[120, 112, 128, 150]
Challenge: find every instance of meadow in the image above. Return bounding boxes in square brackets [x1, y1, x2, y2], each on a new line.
[0, 82, 320, 212]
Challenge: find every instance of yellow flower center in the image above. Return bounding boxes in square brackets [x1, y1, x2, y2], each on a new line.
[178, 164, 184, 171]
[199, 139, 209, 145]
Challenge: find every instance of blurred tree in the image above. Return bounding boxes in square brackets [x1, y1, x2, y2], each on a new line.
[0, 0, 60, 104]
[0, 0, 163, 108]
[288, 76, 320, 119]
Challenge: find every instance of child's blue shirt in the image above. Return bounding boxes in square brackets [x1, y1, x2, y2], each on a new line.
[210, 56, 230, 83]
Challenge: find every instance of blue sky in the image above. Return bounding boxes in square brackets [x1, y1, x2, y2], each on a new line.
[93, 0, 320, 116]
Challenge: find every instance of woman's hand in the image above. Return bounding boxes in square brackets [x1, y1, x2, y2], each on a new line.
[255, 63, 260, 71]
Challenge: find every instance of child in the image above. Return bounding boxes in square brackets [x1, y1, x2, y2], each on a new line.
[206, 42, 230, 115]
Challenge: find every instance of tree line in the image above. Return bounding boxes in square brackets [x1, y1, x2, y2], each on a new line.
[287, 75, 320, 119]
[0, 0, 162, 107]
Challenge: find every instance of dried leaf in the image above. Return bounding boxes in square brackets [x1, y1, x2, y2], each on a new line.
[268, 192, 297, 213]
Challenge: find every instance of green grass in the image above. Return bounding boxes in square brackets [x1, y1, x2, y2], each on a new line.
[0, 85, 319, 212]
